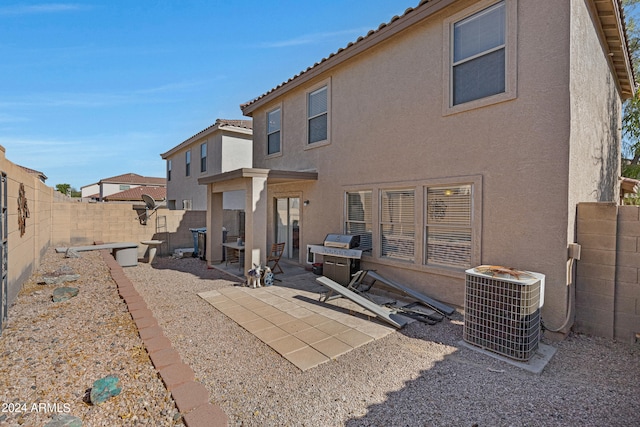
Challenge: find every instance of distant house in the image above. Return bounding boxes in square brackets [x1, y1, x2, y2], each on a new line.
[17, 165, 47, 183]
[81, 173, 166, 202]
[200, 0, 635, 334]
[160, 118, 252, 211]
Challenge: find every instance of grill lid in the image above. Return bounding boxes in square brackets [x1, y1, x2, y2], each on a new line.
[323, 234, 360, 249]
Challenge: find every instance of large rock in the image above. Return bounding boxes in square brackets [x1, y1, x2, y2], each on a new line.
[42, 266, 80, 285]
[90, 375, 122, 405]
[52, 287, 79, 302]
[44, 414, 82, 427]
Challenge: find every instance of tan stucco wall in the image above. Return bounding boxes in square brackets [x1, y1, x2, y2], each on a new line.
[165, 131, 252, 211]
[247, 0, 620, 328]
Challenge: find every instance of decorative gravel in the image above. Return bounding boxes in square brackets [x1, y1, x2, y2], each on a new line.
[1, 249, 639, 426]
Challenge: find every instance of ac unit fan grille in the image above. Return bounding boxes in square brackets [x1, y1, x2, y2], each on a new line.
[464, 272, 541, 362]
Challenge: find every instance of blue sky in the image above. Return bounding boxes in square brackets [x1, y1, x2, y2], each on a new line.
[0, 1, 411, 189]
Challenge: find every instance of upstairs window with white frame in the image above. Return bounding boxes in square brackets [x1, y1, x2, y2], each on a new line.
[345, 191, 372, 252]
[267, 108, 281, 155]
[380, 189, 415, 262]
[167, 159, 172, 181]
[308, 86, 328, 144]
[185, 150, 191, 177]
[200, 143, 207, 173]
[451, 0, 507, 106]
[425, 185, 472, 268]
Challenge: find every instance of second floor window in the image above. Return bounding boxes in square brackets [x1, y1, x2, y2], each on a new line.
[167, 159, 172, 181]
[308, 86, 327, 144]
[185, 150, 191, 177]
[200, 143, 207, 173]
[267, 108, 281, 155]
[451, 1, 506, 106]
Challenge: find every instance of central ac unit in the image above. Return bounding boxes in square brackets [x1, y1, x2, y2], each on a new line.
[464, 266, 545, 362]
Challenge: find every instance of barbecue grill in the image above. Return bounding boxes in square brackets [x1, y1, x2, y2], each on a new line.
[309, 234, 366, 285]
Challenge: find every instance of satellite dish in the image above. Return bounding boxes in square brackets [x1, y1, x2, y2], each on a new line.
[142, 194, 157, 210]
[139, 194, 158, 225]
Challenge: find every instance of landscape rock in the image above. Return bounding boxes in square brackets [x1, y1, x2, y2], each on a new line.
[44, 413, 82, 427]
[65, 248, 81, 259]
[90, 375, 122, 404]
[52, 287, 79, 302]
[41, 266, 80, 285]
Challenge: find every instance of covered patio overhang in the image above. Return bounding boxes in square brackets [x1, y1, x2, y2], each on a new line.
[198, 168, 318, 277]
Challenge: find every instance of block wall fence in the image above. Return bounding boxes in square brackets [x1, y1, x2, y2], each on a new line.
[575, 202, 640, 342]
[0, 147, 206, 319]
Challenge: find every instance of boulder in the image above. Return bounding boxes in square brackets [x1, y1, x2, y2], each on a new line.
[52, 287, 79, 302]
[42, 266, 80, 285]
[44, 414, 82, 427]
[90, 375, 122, 405]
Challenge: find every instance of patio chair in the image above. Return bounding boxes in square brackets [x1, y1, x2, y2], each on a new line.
[267, 242, 285, 274]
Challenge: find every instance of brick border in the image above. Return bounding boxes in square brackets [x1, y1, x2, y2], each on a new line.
[100, 250, 229, 427]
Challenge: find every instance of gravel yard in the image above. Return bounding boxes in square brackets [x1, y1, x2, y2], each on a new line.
[1, 248, 639, 426]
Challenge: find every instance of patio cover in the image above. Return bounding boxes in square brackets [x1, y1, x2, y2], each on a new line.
[198, 168, 318, 276]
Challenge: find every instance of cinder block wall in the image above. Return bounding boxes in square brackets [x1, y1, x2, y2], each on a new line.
[51, 203, 206, 258]
[575, 202, 640, 342]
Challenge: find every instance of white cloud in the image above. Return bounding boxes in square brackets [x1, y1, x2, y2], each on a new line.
[258, 28, 369, 48]
[0, 3, 86, 15]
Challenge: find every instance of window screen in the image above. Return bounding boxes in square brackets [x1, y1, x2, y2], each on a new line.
[346, 191, 372, 252]
[308, 86, 328, 143]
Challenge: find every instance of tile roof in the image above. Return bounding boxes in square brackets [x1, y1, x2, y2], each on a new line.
[160, 118, 253, 159]
[241, 0, 636, 113]
[100, 173, 166, 186]
[17, 164, 48, 181]
[103, 186, 166, 202]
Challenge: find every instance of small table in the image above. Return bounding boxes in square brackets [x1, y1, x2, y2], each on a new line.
[141, 240, 164, 264]
[222, 242, 245, 270]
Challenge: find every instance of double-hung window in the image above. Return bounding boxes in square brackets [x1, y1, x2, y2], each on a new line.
[167, 159, 172, 181]
[345, 191, 372, 252]
[380, 189, 415, 262]
[185, 150, 191, 177]
[200, 143, 207, 173]
[267, 108, 281, 155]
[308, 86, 328, 144]
[446, 0, 516, 112]
[425, 185, 472, 268]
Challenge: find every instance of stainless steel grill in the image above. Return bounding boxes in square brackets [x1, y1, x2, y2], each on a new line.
[323, 234, 360, 249]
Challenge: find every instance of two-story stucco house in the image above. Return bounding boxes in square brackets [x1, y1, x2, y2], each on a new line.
[199, 0, 635, 333]
[161, 119, 253, 211]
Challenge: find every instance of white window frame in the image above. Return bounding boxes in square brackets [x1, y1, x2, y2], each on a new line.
[185, 150, 191, 177]
[167, 159, 172, 181]
[305, 79, 331, 149]
[267, 106, 282, 157]
[443, 0, 517, 115]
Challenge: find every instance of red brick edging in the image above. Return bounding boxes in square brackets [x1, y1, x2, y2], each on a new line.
[100, 250, 229, 427]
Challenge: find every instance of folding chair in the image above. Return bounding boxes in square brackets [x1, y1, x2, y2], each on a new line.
[267, 242, 285, 274]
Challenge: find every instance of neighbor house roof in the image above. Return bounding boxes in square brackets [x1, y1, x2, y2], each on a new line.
[241, 0, 636, 116]
[17, 165, 47, 182]
[103, 186, 166, 202]
[160, 118, 253, 159]
[99, 173, 165, 186]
